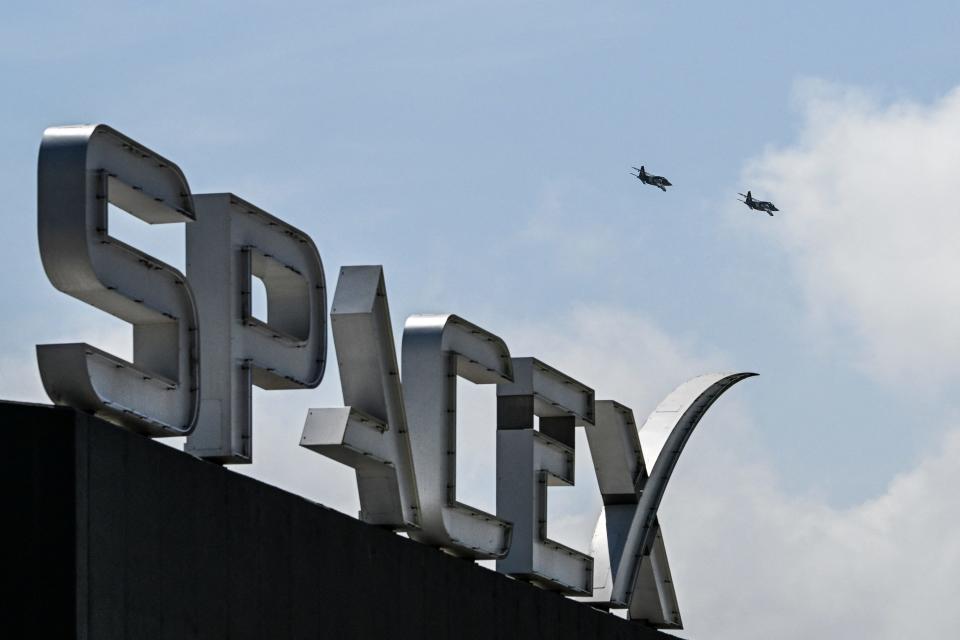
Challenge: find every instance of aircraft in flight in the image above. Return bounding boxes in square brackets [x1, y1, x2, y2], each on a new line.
[738, 191, 779, 216]
[631, 166, 672, 192]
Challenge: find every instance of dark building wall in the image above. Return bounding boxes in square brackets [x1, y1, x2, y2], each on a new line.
[2, 401, 676, 640]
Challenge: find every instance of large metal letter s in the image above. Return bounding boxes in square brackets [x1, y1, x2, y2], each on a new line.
[185, 194, 326, 463]
[36, 125, 200, 436]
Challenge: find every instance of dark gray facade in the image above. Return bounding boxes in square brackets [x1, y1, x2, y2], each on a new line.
[2, 401, 676, 639]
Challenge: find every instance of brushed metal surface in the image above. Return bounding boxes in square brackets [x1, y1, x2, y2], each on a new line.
[184, 193, 326, 463]
[36, 124, 200, 436]
[496, 357, 595, 595]
[301, 266, 421, 529]
[403, 313, 514, 559]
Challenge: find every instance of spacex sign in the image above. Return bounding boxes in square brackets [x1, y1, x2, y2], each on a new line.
[35, 124, 754, 629]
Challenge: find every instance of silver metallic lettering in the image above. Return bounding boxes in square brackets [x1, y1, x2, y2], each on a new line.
[36, 124, 200, 436]
[185, 193, 326, 463]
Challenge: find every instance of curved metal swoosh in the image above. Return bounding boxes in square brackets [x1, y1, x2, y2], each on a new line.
[610, 372, 757, 607]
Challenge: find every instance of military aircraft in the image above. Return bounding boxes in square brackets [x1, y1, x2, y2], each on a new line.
[738, 191, 779, 216]
[631, 166, 672, 192]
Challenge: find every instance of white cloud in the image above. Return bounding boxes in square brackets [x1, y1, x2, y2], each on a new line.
[742, 80, 960, 388]
[666, 421, 960, 639]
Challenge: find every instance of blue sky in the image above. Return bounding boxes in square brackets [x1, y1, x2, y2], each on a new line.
[3, 3, 960, 636]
